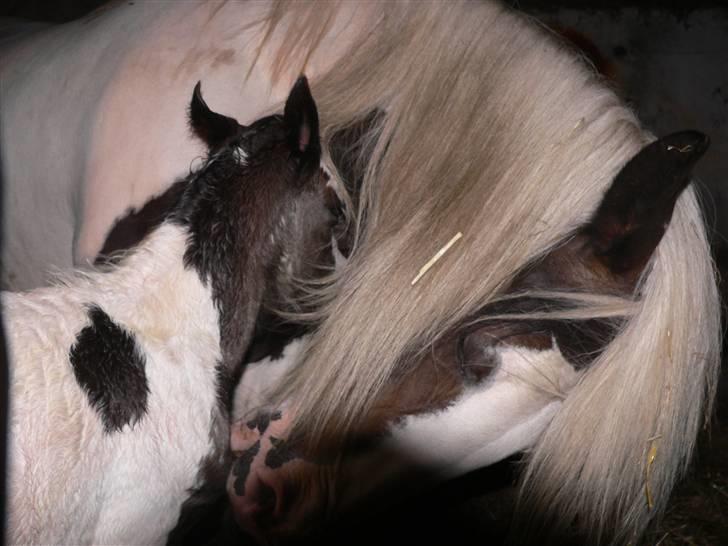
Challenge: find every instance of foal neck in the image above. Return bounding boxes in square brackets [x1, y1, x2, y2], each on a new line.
[94, 222, 220, 349]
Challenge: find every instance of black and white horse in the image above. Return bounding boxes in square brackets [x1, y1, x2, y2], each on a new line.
[0, 2, 721, 543]
[3, 76, 335, 545]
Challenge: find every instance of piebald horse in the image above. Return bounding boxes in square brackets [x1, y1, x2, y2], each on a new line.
[4, 77, 336, 545]
[222, 129, 711, 544]
[0, 1, 721, 544]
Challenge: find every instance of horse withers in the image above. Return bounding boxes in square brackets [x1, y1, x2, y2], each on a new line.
[3, 76, 336, 545]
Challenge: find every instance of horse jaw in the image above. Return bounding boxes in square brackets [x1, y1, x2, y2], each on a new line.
[384, 344, 580, 479]
[225, 342, 580, 542]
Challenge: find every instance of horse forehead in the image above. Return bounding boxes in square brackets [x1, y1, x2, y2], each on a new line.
[243, 115, 284, 143]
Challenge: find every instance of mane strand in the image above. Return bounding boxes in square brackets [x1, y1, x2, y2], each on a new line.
[255, 1, 721, 542]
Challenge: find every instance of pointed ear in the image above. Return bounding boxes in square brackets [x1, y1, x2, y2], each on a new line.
[283, 76, 321, 172]
[189, 82, 242, 151]
[584, 130, 709, 276]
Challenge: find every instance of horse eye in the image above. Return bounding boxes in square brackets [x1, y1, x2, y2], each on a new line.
[323, 186, 344, 218]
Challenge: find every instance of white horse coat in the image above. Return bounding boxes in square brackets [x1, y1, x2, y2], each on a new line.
[5, 226, 221, 545]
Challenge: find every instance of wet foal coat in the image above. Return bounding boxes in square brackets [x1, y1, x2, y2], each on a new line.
[4, 77, 332, 545]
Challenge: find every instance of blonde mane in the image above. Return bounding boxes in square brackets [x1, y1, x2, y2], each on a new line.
[255, 1, 720, 542]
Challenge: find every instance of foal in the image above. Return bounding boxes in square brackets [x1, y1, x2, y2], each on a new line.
[3, 76, 334, 545]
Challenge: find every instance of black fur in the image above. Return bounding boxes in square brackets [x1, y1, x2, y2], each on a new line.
[96, 180, 187, 263]
[167, 77, 329, 544]
[265, 437, 298, 469]
[246, 409, 282, 436]
[69, 305, 149, 433]
[189, 82, 243, 153]
[232, 440, 261, 497]
[166, 362, 235, 546]
[170, 79, 323, 372]
[585, 130, 709, 275]
[244, 314, 310, 363]
[283, 76, 321, 172]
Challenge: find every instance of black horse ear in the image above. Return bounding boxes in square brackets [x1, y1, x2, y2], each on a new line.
[583, 130, 709, 276]
[283, 76, 321, 172]
[189, 82, 242, 151]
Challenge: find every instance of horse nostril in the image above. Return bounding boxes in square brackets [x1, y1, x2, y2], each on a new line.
[229, 475, 280, 545]
[257, 480, 277, 517]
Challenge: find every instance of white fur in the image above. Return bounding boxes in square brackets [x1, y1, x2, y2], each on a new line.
[233, 337, 306, 421]
[0, 2, 284, 289]
[230, 145, 248, 165]
[233, 336, 579, 504]
[5, 224, 222, 545]
[385, 345, 579, 478]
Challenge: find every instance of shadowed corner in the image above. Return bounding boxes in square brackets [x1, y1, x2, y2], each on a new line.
[174, 443, 527, 546]
[1, 128, 8, 546]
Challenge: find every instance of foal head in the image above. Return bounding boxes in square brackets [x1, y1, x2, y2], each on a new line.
[172, 76, 336, 371]
[227, 130, 710, 543]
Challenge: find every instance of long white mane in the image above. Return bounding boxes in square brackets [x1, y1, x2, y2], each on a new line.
[251, 1, 721, 542]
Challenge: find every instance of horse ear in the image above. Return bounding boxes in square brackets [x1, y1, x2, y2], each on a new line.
[583, 131, 709, 277]
[189, 82, 242, 151]
[283, 76, 321, 171]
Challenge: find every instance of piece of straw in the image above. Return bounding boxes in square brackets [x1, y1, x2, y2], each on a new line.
[411, 232, 463, 286]
[667, 144, 694, 153]
[645, 439, 659, 510]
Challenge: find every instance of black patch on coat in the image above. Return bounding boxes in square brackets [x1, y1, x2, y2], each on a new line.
[231, 440, 261, 497]
[169, 148, 277, 372]
[69, 305, 149, 433]
[246, 409, 282, 435]
[167, 502, 246, 546]
[189, 82, 243, 153]
[96, 180, 187, 263]
[167, 362, 236, 546]
[167, 418, 233, 546]
[265, 436, 298, 469]
[244, 312, 310, 363]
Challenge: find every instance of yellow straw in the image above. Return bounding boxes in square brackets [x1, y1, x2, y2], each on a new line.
[411, 232, 463, 286]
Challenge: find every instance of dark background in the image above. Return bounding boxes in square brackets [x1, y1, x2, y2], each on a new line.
[0, 0, 726, 22]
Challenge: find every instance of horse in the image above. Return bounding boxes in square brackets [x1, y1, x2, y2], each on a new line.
[0, 1, 721, 544]
[3, 76, 337, 545]
[217, 129, 712, 544]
